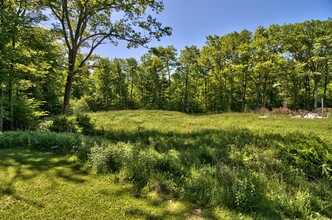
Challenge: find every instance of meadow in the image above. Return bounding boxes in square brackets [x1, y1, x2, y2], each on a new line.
[1, 110, 331, 219]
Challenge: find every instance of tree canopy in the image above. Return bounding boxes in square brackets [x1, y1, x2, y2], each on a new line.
[0, 0, 331, 130]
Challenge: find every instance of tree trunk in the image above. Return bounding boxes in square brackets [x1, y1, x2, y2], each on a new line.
[62, 52, 77, 115]
[183, 72, 189, 112]
[166, 60, 172, 110]
[262, 75, 268, 108]
[323, 68, 328, 104]
[63, 73, 74, 115]
[8, 24, 18, 130]
[204, 77, 208, 112]
[8, 72, 14, 130]
[241, 74, 247, 112]
[313, 77, 319, 109]
[229, 73, 234, 111]
[0, 86, 3, 132]
[303, 75, 311, 110]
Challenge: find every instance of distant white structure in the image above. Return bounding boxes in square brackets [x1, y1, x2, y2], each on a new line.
[304, 112, 323, 119]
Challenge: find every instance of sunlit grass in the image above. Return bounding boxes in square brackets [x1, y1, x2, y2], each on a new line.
[90, 110, 332, 141]
[1, 110, 331, 219]
[0, 148, 194, 220]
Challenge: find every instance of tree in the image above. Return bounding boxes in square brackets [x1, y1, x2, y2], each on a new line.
[150, 46, 178, 109]
[139, 52, 165, 109]
[279, 20, 332, 110]
[176, 46, 202, 113]
[125, 58, 139, 108]
[42, 0, 171, 115]
[0, 0, 47, 130]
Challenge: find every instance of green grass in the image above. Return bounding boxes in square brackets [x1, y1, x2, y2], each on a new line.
[90, 110, 332, 140]
[88, 110, 332, 219]
[0, 148, 199, 220]
[1, 110, 332, 219]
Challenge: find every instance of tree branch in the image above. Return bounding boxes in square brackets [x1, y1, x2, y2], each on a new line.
[63, 0, 74, 45]
[78, 35, 109, 69]
[50, 6, 72, 51]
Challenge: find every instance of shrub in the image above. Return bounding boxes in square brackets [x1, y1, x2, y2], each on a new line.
[0, 131, 91, 155]
[49, 115, 77, 133]
[271, 107, 292, 115]
[259, 107, 270, 114]
[89, 143, 122, 174]
[279, 133, 332, 179]
[76, 114, 95, 135]
[2, 96, 47, 130]
[48, 114, 96, 135]
[71, 97, 91, 114]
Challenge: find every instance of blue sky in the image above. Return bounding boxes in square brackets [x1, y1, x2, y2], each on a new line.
[94, 0, 332, 60]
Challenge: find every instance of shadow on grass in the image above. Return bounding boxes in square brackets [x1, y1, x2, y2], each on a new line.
[0, 128, 330, 219]
[0, 148, 88, 209]
[97, 128, 332, 219]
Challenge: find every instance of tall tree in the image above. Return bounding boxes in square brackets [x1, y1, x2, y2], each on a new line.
[279, 20, 332, 110]
[125, 57, 139, 108]
[139, 52, 165, 109]
[42, 0, 171, 115]
[176, 46, 201, 113]
[0, 0, 45, 130]
[150, 46, 178, 109]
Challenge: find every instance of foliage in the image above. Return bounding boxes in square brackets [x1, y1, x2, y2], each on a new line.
[279, 133, 332, 179]
[1, 7, 332, 131]
[75, 113, 95, 135]
[71, 97, 91, 114]
[42, 0, 171, 114]
[0, 131, 90, 155]
[49, 115, 77, 133]
[74, 19, 332, 114]
[49, 114, 96, 135]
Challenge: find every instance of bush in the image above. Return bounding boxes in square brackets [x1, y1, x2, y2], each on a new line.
[49, 115, 77, 133]
[0, 131, 91, 155]
[89, 143, 123, 174]
[48, 114, 96, 135]
[71, 97, 91, 114]
[279, 133, 332, 179]
[76, 114, 95, 135]
[271, 107, 292, 115]
[234, 175, 261, 212]
[2, 96, 47, 130]
[259, 107, 270, 114]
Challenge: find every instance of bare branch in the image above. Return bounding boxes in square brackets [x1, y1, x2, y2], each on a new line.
[50, 6, 72, 51]
[63, 0, 74, 45]
[78, 35, 108, 69]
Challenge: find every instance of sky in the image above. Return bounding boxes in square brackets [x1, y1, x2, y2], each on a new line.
[93, 0, 332, 60]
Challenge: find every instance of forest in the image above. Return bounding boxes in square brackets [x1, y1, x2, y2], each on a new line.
[0, 1, 331, 131]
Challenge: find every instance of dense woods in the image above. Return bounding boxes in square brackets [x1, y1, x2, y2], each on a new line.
[86, 20, 332, 114]
[0, 0, 331, 130]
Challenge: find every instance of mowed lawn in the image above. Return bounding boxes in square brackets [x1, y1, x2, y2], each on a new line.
[0, 148, 195, 220]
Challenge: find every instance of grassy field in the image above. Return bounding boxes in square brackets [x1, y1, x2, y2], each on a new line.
[1, 110, 332, 219]
[90, 110, 331, 135]
[0, 148, 198, 220]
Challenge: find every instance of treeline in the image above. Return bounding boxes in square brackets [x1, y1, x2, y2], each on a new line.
[0, 0, 331, 130]
[79, 19, 332, 113]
